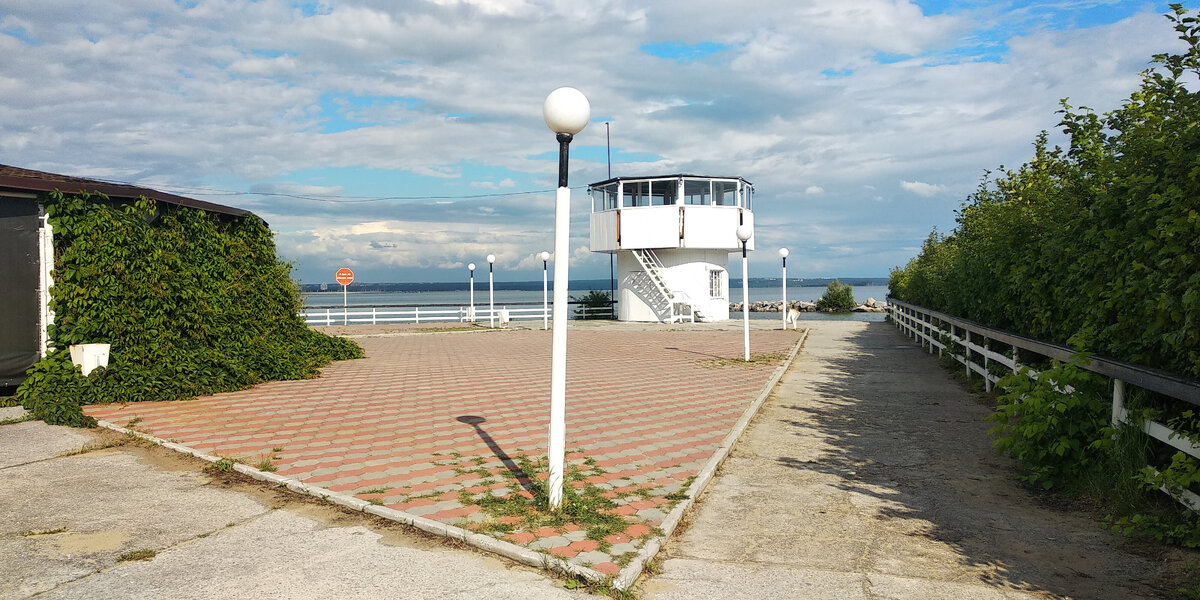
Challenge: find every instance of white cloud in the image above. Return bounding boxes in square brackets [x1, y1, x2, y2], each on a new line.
[899, 180, 947, 197]
[0, 1, 1182, 281]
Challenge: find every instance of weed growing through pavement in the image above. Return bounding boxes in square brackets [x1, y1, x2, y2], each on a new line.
[699, 351, 787, 368]
[0, 413, 36, 426]
[117, 549, 156, 562]
[453, 450, 664, 545]
[204, 456, 240, 474]
[56, 432, 152, 457]
[19, 527, 67, 537]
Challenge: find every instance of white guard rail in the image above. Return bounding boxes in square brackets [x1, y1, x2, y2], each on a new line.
[887, 297, 1200, 512]
[300, 303, 616, 327]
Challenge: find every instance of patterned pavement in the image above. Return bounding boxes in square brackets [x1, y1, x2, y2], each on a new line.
[85, 325, 803, 578]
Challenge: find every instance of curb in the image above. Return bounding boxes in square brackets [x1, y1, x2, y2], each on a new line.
[94, 420, 609, 585]
[611, 327, 810, 590]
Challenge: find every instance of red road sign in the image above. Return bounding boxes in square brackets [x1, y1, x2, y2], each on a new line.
[335, 267, 354, 286]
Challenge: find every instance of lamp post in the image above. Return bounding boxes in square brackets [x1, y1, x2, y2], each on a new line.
[737, 225, 753, 361]
[468, 263, 476, 322]
[540, 250, 551, 330]
[544, 86, 589, 511]
[779, 247, 790, 330]
[487, 254, 496, 328]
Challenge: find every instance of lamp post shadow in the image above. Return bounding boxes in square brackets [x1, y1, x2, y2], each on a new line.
[455, 415, 537, 495]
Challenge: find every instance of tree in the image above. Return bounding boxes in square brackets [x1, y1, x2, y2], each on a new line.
[571, 290, 612, 319]
[815, 280, 857, 312]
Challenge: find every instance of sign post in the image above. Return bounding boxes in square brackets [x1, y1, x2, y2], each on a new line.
[335, 267, 354, 325]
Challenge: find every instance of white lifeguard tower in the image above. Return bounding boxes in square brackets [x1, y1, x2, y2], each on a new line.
[588, 174, 754, 322]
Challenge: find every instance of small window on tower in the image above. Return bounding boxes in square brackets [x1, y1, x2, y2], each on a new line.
[709, 270, 724, 298]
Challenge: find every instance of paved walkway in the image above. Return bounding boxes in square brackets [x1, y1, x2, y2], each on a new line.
[643, 321, 1193, 600]
[84, 325, 802, 578]
[0, 409, 601, 600]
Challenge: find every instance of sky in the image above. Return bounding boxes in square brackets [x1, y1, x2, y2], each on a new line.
[0, 0, 1186, 284]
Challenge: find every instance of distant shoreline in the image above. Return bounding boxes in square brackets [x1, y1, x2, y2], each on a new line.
[300, 277, 889, 293]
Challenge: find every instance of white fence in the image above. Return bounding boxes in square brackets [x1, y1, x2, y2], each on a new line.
[301, 303, 615, 326]
[887, 297, 1200, 512]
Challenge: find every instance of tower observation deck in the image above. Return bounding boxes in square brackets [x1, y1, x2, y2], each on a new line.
[588, 174, 753, 323]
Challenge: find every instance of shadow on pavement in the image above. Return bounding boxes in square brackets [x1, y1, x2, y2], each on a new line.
[773, 321, 1192, 600]
[457, 415, 537, 494]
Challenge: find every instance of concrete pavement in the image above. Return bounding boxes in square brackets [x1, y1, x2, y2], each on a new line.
[643, 320, 1194, 600]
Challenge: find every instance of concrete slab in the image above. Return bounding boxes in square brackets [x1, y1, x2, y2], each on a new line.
[0, 431, 268, 598]
[37, 510, 589, 600]
[0, 420, 91, 468]
[643, 558, 869, 600]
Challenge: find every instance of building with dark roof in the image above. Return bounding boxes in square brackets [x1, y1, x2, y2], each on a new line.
[0, 164, 256, 386]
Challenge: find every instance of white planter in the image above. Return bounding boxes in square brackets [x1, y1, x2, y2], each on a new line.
[69, 343, 110, 376]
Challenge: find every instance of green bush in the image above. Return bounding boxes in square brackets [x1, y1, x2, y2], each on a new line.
[571, 290, 612, 319]
[890, 5, 1200, 549]
[815, 280, 856, 312]
[988, 358, 1114, 490]
[889, 6, 1200, 380]
[15, 191, 362, 426]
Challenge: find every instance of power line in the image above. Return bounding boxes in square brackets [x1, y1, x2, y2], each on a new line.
[111, 179, 587, 204]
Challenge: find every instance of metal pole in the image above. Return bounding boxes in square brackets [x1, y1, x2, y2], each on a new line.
[742, 243, 750, 361]
[548, 132, 573, 511]
[469, 268, 475, 322]
[605, 121, 611, 178]
[489, 262, 495, 328]
[781, 256, 787, 330]
[343, 284, 348, 325]
[543, 259, 549, 330]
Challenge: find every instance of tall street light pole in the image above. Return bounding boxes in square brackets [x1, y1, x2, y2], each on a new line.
[737, 225, 752, 361]
[543, 86, 589, 511]
[487, 254, 496, 328]
[468, 263, 476, 322]
[540, 250, 550, 330]
[779, 247, 789, 330]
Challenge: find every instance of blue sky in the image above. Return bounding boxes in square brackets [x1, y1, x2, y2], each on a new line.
[0, 0, 1184, 284]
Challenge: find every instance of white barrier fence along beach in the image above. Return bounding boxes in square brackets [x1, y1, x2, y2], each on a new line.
[887, 297, 1200, 514]
[300, 303, 614, 326]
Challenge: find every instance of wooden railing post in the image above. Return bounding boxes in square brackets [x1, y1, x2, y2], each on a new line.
[1113, 378, 1126, 427]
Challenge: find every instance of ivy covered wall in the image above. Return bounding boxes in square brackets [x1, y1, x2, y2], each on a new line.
[16, 190, 362, 426]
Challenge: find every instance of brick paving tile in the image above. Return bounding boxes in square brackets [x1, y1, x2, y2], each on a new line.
[506, 531, 537, 544]
[592, 562, 622, 575]
[83, 327, 801, 576]
[568, 539, 601, 553]
[624, 524, 651, 538]
[547, 546, 579, 559]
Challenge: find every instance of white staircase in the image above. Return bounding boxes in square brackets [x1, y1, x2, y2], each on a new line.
[630, 249, 697, 323]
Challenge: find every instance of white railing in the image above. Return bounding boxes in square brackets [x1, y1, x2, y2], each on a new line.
[888, 297, 1200, 512]
[301, 303, 615, 326]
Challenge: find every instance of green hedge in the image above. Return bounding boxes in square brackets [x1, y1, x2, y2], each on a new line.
[16, 191, 362, 426]
[889, 6, 1200, 549]
[889, 6, 1200, 380]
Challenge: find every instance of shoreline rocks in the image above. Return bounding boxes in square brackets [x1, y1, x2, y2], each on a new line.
[728, 298, 887, 314]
